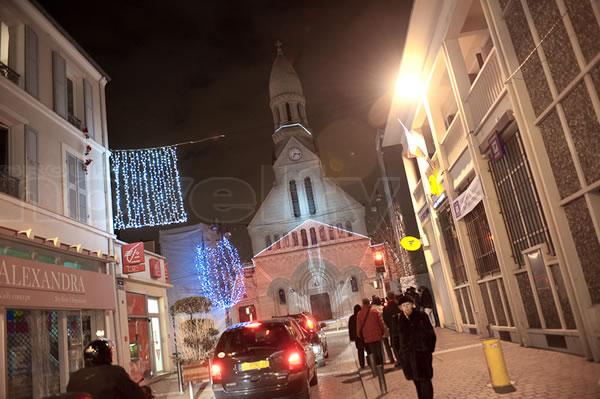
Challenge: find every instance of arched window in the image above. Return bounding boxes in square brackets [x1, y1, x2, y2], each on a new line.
[328, 227, 335, 240]
[285, 103, 292, 122]
[283, 235, 290, 248]
[301, 229, 308, 246]
[345, 221, 353, 237]
[319, 226, 327, 241]
[278, 288, 287, 304]
[297, 103, 302, 121]
[290, 180, 301, 217]
[274, 106, 280, 126]
[309, 227, 318, 245]
[265, 235, 272, 250]
[292, 231, 299, 246]
[304, 177, 316, 215]
[274, 234, 280, 249]
[350, 276, 359, 292]
[336, 223, 344, 238]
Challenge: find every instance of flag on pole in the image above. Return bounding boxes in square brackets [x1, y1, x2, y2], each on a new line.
[398, 119, 429, 160]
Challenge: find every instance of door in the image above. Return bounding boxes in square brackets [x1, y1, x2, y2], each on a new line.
[310, 293, 333, 321]
[432, 262, 456, 329]
[128, 318, 151, 382]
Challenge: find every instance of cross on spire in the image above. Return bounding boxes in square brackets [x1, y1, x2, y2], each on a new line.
[275, 40, 283, 55]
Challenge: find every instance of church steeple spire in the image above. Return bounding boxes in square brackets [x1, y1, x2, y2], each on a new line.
[269, 42, 314, 157]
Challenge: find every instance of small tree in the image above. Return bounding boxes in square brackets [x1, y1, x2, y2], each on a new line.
[170, 296, 219, 363]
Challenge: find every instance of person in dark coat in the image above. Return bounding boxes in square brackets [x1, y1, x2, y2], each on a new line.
[67, 340, 148, 399]
[383, 291, 402, 367]
[348, 304, 366, 368]
[397, 295, 436, 399]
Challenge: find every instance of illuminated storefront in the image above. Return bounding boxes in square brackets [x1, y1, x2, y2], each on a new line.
[0, 237, 116, 398]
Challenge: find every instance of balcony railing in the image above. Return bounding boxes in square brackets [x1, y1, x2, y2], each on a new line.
[0, 170, 20, 198]
[465, 47, 505, 133]
[0, 61, 20, 85]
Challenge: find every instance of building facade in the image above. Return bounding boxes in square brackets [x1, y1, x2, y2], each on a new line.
[382, 0, 600, 360]
[0, 0, 118, 397]
[237, 220, 383, 323]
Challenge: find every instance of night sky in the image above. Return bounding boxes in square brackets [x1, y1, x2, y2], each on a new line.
[38, 0, 413, 259]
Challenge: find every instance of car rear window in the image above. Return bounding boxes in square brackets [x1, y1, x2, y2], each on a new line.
[216, 324, 294, 353]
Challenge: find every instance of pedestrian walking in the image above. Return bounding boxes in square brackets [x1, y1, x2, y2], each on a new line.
[397, 295, 436, 399]
[419, 286, 436, 327]
[348, 304, 366, 368]
[383, 291, 402, 367]
[356, 298, 385, 368]
[372, 297, 395, 364]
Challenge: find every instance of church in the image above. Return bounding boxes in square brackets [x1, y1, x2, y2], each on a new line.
[236, 45, 382, 322]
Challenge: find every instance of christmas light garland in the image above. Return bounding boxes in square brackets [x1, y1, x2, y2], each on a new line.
[112, 147, 187, 229]
[194, 237, 246, 310]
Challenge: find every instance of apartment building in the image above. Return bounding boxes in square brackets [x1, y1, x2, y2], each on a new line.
[382, 0, 600, 361]
[0, 0, 117, 397]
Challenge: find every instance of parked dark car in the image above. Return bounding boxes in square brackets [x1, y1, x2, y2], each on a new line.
[281, 313, 328, 366]
[210, 319, 318, 399]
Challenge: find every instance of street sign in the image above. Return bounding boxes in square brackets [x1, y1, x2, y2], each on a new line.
[400, 236, 422, 251]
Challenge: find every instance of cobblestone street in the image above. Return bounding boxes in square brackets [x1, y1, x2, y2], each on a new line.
[150, 327, 600, 399]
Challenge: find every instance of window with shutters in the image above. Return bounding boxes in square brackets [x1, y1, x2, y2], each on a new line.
[83, 80, 94, 140]
[290, 180, 301, 217]
[304, 177, 316, 215]
[0, 125, 18, 198]
[300, 229, 308, 246]
[438, 205, 468, 285]
[25, 127, 38, 203]
[309, 228, 317, 245]
[66, 152, 87, 223]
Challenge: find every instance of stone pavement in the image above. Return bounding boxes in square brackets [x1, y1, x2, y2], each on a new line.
[146, 371, 208, 399]
[360, 328, 600, 398]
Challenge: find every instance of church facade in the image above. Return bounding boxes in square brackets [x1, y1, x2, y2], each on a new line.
[238, 46, 378, 322]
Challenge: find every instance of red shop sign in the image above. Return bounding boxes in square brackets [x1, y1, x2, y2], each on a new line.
[164, 263, 170, 282]
[150, 258, 162, 279]
[122, 242, 145, 274]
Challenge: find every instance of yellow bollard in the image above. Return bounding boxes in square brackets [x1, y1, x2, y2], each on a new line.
[481, 338, 516, 393]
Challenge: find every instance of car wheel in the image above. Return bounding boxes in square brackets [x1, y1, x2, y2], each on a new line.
[310, 369, 318, 386]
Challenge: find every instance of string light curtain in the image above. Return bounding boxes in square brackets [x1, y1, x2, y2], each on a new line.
[112, 147, 187, 229]
[194, 237, 246, 310]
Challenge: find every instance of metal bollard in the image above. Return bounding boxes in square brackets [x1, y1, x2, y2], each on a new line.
[481, 338, 515, 393]
[188, 380, 194, 399]
[375, 365, 388, 394]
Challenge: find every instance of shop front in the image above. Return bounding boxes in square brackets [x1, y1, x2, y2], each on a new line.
[0, 239, 116, 399]
[114, 242, 172, 382]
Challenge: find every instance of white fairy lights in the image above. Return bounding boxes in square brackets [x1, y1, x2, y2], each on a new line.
[112, 147, 187, 229]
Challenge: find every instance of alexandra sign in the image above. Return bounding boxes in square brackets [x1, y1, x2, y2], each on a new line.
[0, 255, 116, 310]
[0, 260, 86, 293]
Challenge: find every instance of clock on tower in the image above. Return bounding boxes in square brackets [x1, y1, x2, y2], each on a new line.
[288, 147, 303, 161]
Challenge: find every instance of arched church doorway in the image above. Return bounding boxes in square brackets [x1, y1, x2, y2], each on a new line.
[310, 293, 333, 321]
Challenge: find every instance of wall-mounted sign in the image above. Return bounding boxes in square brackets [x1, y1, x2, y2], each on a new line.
[122, 242, 145, 274]
[428, 170, 444, 196]
[489, 131, 505, 162]
[432, 192, 447, 209]
[149, 258, 162, 279]
[418, 205, 430, 222]
[0, 255, 116, 310]
[400, 236, 422, 251]
[451, 176, 484, 220]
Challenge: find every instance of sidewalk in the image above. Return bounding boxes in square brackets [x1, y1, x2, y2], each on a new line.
[360, 328, 600, 398]
[147, 372, 209, 399]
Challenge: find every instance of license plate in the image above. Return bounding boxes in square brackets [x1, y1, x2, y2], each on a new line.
[240, 359, 270, 371]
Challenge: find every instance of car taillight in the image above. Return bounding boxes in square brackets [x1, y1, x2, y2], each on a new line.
[305, 318, 315, 330]
[211, 363, 223, 382]
[287, 351, 304, 371]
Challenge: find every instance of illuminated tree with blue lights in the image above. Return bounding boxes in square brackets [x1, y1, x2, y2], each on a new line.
[195, 237, 245, 325]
